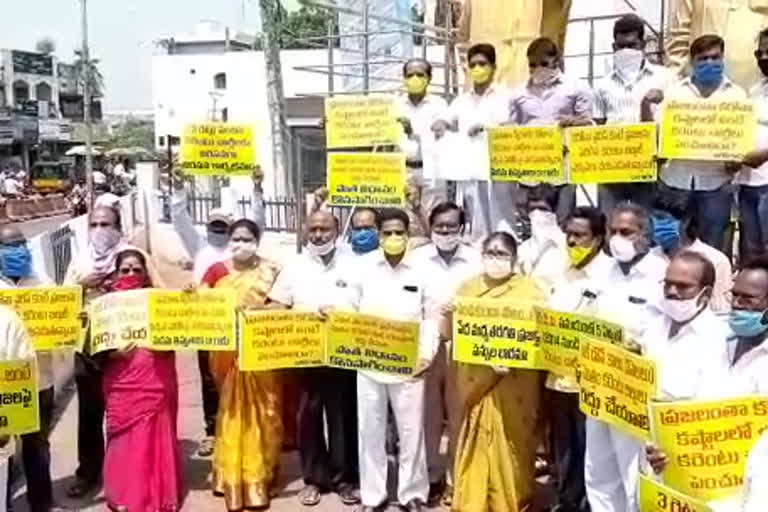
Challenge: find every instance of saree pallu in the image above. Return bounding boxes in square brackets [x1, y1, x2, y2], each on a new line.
[103, 348, 181, 512]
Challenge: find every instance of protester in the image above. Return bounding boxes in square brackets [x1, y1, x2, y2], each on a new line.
[592, 14, 670, 214]
[548, 207, 611, 512]
[744, 430, 768, 511]
[441, 231, 544, 512]
[411, 202, 482, 506]
[433, 43, 512, 242]
[99, 249, 182, 512]
[269, 210, 360, 507]
[508, 37, 593, 223]
[194, 219, 282, 511]
[354, 208, 438, 512]
[346, 208, 380, 256]
[659, 34, 747, 251]
[3, 172, 24, 198]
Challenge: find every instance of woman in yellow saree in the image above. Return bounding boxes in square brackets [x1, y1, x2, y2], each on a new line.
[443, 231, 545, 512]
[198, 219, 282, 511]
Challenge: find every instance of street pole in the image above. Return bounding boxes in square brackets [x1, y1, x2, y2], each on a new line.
[80, 0, 94, 207]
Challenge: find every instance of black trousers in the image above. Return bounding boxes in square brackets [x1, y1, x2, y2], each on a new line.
[297, 367, 359, 490]
[74, 352, 104, 484]
[550, 390, 588, 512]
[197, 351, 219, 436]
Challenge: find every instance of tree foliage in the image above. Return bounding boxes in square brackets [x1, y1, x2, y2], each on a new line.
[35, 37, 56, 55]
[108, 119, 155, 152]
[277, 4, 338, 49]
[73, 49, 105, 98]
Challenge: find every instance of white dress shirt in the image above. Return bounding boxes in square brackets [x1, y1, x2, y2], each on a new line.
[661, 77, 748, 191]
[397, 94, 448, 165]
[700, 334, 768, 397]
[686, 238, 733, 314]
[744, 430, 768, 512]
[517, 231, 571, 296]
[593, 62, 672, 124]
[353, 251, 440, 384]
[737, 78, 768, 187]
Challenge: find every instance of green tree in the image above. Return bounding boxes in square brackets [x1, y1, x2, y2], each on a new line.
[73, 49, 105, 98]
[108, 119, 155, 152]
[278, 4, 338, 49]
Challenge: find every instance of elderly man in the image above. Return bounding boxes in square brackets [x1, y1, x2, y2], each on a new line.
[269, 209, 361, 507]
[346, 208, 380, 256]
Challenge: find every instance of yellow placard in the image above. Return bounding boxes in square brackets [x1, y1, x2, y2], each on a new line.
[148, 290, 236, 351]
[89, 289, 149, 354]
[453, 298, 541, 369]
[578, 337, 658, 440]
[326, 311, 419, 377]
[650, 396, 768, 503]
[639, 476, 713, 512]
[324, 95, 401, 148]
[0, 286, 82, 350]
[180, 122, 257, 176]
[239, 311, 325, 371]
[488, 126, 564, 183]
[535, 307, 624, 379]
[567, 124, 657, 184]
[0, 359, 39, 435]
[659, 100, 755, 161]
[327, 152, 406, 207]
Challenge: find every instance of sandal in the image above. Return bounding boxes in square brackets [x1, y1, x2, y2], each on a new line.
[298, 484, 322, 506]
[338, 484, 361, 505]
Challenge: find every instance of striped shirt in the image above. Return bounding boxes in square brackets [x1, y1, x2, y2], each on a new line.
[592, 63, 672, 124]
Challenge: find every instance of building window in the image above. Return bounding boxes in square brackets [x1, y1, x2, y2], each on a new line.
[158, 136, 165, 147]
[13, 80, 29, 104]
[35, 82, 52, 102]
[214, 72, 227, 90]
[221, 107, 228, 122]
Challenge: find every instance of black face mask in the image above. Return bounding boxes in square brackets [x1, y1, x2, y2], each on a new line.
[759, 58, 768, 77]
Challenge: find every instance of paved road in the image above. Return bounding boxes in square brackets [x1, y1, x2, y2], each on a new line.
[17, 215, 72, 238]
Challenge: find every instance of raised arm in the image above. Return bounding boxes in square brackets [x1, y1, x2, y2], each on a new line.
[170, 188, 203, 259]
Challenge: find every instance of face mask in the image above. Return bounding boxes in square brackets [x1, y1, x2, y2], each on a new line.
[349, 228, 379, 254]
[729, 309, 768, 337]
[207, 231, 229, 248]
[307, 238, 336, 258]
[230, 241, 258, 262]
[432, 233, 460, 252]
[381, 234, 408, 256]
[483, 256, 513, 280]
[405, 75, 428, 95]
[568, 245, 593, 267]
[90, 227, 121, 255]
[613, 48, 644, 79]
[609, 234, 638, 263]
[470, 65, 492, 85]
[0, 246, 31, 278]
[530, 209, 559, 241]
[530, 67, 559, 87]
[661, 290, 705, 323]
[759, 58, 768, 78]
[112, 274, 145, 292]
[652, 213, 681, 253]
[692, 60, 724, 88]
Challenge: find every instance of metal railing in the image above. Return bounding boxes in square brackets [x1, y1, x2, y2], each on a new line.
[49, 225, 73, 285]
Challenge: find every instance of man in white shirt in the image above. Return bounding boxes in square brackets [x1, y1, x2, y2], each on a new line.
[410, 202, 482, 505]
[354, 208, 439, 512]
[549, 206, 612, 512]
[3, 172, 23, 198]
[659, 34, 748, 252]
[269, 209, 361, 507]
[346, 207, 380, 256]
[743, 429, 768, 512]
[593, 14, 672, 215]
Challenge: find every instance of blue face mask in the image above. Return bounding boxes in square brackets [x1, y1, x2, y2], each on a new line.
[349, 228, 379, 254]
[692, 60, 724, 88]
[651, 213, 681, 252]
[0, 246, 32, 279]
[728, 309, 768, 338]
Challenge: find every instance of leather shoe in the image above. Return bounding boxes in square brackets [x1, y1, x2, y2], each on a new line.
[402, 498, 424, 511]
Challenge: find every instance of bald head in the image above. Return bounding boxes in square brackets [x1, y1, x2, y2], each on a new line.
[307, 209, 339, 249]
[0, 226, 25, 246]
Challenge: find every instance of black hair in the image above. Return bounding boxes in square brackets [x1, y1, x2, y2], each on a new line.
[760, 27, 768, 42]
[429, 202, 466, 228]
[740, 256, 768, 279]
[613, 14, 645, 41]
[674, 250, 716, 288]
[482, 231, 518, 255]
[611, 202, 652, 241]
[566, 206, 607, 240]
[527, 184, 559, 211]
[229, 218, 262, 243]
[376, 208, 410, 231]
[526, 37, 559, 59]
[115, 249, 147, 271]
[351, 207, 379, 228]
[690, 34, 725, 57]
[402, 58, 433, 78]
[467, 43, 496, 65]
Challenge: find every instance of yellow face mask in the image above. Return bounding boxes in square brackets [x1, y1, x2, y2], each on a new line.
[470, 64, 492, 85]
[381, 234, 408, 256]
[568, 245, 593, 267]
[404, 75, 428, 94]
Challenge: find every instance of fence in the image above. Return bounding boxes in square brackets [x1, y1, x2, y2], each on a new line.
[49, 224, 73, 284]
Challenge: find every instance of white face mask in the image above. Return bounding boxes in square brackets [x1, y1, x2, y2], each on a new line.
[307, 237, 336, 258]
[483, 256, 513, 280]
[530, 67, 559, 87]
[609, 234, 638, 263]
[432, 233, 460, 252]
[529, 209, 559, 242]
[613, 48, 644, 80]
[661, 291, 706, 323]
[230, 240, 258, 262]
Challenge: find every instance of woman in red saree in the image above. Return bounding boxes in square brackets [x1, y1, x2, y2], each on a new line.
[101, 248, 182, 512]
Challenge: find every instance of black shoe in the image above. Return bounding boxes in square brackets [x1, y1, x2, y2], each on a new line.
[66, 477, 99, 498]
[402, 498, 423, 512]
[427, 481, 445, 507]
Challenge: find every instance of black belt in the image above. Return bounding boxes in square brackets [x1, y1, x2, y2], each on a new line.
[406, 160, 424, 168]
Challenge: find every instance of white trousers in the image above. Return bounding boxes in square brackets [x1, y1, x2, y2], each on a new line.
[585, 418, 643, 512]
[358, 373, 429, 507]
[0, 457, 7, 512]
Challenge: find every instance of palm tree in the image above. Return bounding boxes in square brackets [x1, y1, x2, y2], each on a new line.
[73, 49, 105, 98]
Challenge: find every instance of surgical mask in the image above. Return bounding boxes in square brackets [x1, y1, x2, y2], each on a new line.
[432, 233, 460, 252]
[349, 228, 379, 254]
[661, 291, 705, 323]
[652, 213, 681, 253]
[483, 256, 513, 280]
[530, 209, 559, 241]
[692, 60, 724, 88]
[470, 65, 492, 85]
[729, 309, 768, 337]
[404, 75, 428, 95]
[90, 227, 121, 255]
[207, 231, 229, 248]
[307, 238, 336, 258]
[230, 240, 258, 261]
[609, 234, 638, 263]
[0, 246, 31, 278]
[568, 245, 593, 267]
[613, 48, 644, 80]
[530, 67, 559, 87]
[759, 58, 768, 78]
[381, 234, 408, 256]
[112, 274, 145, 292]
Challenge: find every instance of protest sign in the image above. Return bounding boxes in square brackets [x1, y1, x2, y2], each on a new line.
[578, 337, 658, 440]
[488, 126, 564, 183]
[0, 359, 39, 435]
[89, 289, 148, 354]
[638, 476, 713, 512]
[324, 95, 401, 148]
[180, 122, 256, 176]
[326, 312, 419, 377]
[659, 100, 755, 161]
[327, 152, 406, 207]
[0, 286, 82, 350]
[453, 298, 541, 369]
[535, 307, 623, 380]
[148, 290, 236, 351]
[650, 396, 768, 503]
[567, 124, 657, 184]
[239, 311, 325, 371]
